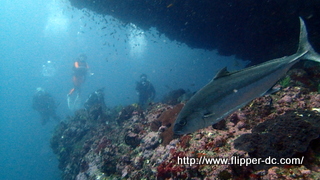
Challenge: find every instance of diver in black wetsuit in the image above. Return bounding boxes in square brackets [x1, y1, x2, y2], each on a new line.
[135, 74, 156, 109]
[84, 88, 106, 111]
[32, 88, 60, 125]
[84, 88, 107, 121]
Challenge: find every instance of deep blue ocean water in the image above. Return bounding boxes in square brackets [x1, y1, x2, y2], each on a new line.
[0, 0, 249, 179]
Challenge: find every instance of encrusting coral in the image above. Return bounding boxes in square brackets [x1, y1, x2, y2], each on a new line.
[51, 66, 320, 179]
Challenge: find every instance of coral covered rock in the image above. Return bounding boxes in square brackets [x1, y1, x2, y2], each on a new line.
[157, 104, 184, 145]
[50, 67, 320, 179]
[234, 110, 320, 159]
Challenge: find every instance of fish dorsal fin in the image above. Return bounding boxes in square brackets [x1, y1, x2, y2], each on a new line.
[213, 67, 230, 80]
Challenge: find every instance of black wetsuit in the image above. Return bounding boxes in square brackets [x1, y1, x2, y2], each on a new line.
[136, 80, 156, 108]
[32, 91, 59, 125]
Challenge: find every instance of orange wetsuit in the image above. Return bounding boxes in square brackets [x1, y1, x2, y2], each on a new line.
[68, 61, 89, 96]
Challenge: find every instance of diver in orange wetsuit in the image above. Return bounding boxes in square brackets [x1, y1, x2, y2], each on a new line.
[68, 54, 89, 97]
[67, 54, 90, 110]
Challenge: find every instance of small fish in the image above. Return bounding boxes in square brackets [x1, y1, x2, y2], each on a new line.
[167, 3, 174, 8]
[174, 18, 320, 135]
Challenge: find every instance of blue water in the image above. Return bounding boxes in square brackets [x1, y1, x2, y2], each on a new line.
[0, 0, 249, 179]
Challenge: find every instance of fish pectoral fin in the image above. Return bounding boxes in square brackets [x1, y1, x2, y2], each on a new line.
[203, 112, 215, 119]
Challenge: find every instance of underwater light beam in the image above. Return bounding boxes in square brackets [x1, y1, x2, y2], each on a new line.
[128, 23, 147, 59]
[43, 0, 69, 37]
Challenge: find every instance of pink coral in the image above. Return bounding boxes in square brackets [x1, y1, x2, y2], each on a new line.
[278, 95, 293, 103]
[94, 136, 111, 154]
[267, 167, 279, 180]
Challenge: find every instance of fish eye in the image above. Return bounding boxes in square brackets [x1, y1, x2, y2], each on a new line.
[178, 120, 187, 126]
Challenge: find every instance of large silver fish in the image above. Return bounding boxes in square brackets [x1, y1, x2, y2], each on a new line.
[174, 18, 320, 135]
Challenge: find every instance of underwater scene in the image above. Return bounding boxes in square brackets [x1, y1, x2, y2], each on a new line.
[1, 0, 320, 179]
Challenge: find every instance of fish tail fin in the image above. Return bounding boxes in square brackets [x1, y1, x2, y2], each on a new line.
[297, 17, 320, 62]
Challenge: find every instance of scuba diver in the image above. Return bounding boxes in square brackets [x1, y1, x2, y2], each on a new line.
[42, 60, 56, 77]
[84, 87, 106, 111]
[135, 74, 156, 109]
[67, 54, 90, 110]
[32, 87, 60, 125]
[84, 88, 107, 121]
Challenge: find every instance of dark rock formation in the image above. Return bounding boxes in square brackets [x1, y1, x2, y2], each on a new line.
[234, 110, 320, 159]
[162, 88, 186, 105]
[69, 0, 320, 64]
[116, 104, 137, 125]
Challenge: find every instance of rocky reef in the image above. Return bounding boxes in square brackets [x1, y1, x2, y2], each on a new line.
[51, 65, 320, 179]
